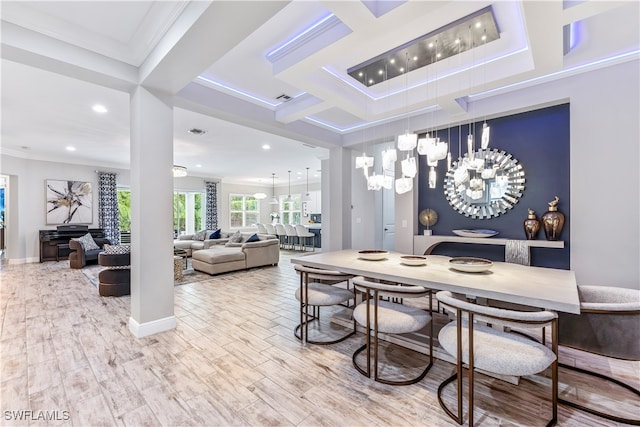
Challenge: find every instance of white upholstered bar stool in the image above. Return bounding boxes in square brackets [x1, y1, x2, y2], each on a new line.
[256, 223, 268, 234]
[436, 291, 558, 427]
[294, 265, 355, 345]
[295, 225, 315, 252]
[274, 224, 287, 248]
[351, 276, 433, 386]
[265, 223, 276, 236]
[284, 224, 298, 250]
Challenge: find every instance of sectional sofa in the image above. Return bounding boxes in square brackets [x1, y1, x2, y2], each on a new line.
[190, 232, 280, 275]
[173, 230, 230, 256]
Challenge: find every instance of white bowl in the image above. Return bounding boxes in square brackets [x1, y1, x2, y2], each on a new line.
[400, 255, 427, 266]
[449, 257, 493, 273]
[452, 229, 499, 238]
[358, 250, 389, 261]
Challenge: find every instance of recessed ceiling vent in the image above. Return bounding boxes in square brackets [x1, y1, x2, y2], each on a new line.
[302, 143, 316, 149]
[276, 94, 292, 102]
[187, 128, 207, 135]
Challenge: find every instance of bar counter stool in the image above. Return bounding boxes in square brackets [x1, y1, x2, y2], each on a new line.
[275, 224, 287, 248]
[265, 223, 276, 235]
[351, 276, 433, 386]
[435, 291, 558, 426]
[295, 225, 315, 252]
[294, 265, 355, 345]
[284, 224, 298, 250]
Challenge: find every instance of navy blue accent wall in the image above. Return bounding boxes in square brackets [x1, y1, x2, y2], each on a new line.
[418, 104, 570, 269]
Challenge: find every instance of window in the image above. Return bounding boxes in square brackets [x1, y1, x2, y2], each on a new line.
[117, 188, 204, 238]
[174, 191, 204, 235]
[280, 194, 301, 225]
[117, 189, 131, 232]
[229, 194, 259, 228]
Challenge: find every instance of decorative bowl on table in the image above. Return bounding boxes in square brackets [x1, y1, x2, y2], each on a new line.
[400, 255, 427, 266]
[358, 250, 389, 261]
[449, 257, 494, 273]
[452, 229, 499, 238]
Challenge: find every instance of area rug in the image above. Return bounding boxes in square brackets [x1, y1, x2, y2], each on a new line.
[81, 258, 212, 288]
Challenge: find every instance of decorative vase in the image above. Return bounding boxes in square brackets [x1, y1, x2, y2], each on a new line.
[523, 208, 541, 240]
[541, 196, 565, 241]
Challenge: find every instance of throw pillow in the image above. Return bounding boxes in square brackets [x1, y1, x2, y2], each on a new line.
[209, 229, 221, 239]
[103, 244, 130, 254]
[72, 232, 99, 250]
[194, 230, 209, 241]
[229, 230, 243, 243]
[245, 233, 260, 243]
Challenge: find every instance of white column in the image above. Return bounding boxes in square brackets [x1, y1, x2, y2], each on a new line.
[322, 147, 352, 251]
[129, 86, 176, 337]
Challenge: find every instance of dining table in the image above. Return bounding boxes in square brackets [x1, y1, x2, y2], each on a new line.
[291, 249, 580, 314]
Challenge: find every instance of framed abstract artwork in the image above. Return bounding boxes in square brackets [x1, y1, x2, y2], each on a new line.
[46, 179, 92, 224]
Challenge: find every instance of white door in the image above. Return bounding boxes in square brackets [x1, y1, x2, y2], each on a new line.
[382, 176, 395, 251]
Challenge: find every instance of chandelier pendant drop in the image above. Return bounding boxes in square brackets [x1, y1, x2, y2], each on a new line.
[397, 132, 418, 151]
[481, 122, 491, 149]
[428, 167, 437, 189]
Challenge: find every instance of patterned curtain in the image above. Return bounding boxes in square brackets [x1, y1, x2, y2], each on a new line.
[205, 181, 218, 230]
[97, 172, 120, 245]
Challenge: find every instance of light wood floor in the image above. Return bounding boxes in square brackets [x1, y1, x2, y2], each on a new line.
[1, 251, 638, 426]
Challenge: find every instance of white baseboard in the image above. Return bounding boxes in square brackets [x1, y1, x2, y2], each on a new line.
[129, 315, 176, 338]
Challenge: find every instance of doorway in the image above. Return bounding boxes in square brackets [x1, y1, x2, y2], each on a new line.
[382, 172, 395, 251]
[0, 175, 7, 260]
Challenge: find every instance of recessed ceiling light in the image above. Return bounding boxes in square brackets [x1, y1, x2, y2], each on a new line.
[66, 146, 76, 151]
[92, 104, 108, 113]
[262, 144, 271, 150]
[195, 164, 202, 168]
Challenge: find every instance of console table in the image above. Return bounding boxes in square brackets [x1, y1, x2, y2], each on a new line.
[413, 235, 564, 265]
[39, 228, 105, 262]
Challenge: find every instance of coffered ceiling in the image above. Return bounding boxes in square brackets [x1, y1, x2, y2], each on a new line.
[1, 1, 638, 186]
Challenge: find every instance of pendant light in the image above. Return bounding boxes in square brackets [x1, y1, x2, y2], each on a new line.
[285, 170, 293, 202]
[268, 173, 278, 205]
[302, 167, 312, 202]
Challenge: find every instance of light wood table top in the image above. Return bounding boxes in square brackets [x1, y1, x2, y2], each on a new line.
[291, 250, 580, 314]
